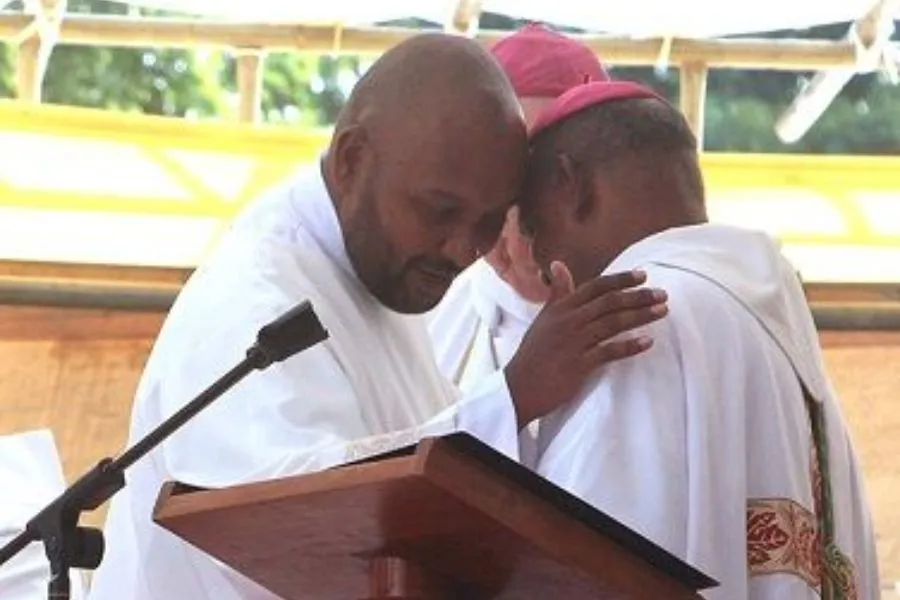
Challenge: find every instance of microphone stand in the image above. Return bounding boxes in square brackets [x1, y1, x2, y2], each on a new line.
[0, 300, 329, 600]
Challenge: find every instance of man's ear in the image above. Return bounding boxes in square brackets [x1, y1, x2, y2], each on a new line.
[330, 124, 369, 194]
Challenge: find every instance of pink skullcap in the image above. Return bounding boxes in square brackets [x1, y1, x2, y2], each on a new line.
[529, 80, 665, 139]
[490, 23, 610, 98]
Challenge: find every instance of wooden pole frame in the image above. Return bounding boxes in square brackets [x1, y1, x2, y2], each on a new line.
[679, 61, 708, 148]
[0, 12, 895, 71]
[0, 10, 897, 137]
[12, 0, 65, 102]
[234, 47, 265, 123]
[775, 0, 900, 143]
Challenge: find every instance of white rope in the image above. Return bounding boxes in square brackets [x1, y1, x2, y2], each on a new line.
[654, 35, 673, 76]
[9, 0, 64, 46]
[849, 0, 899, 79]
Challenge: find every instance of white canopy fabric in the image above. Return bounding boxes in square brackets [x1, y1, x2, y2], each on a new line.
[107, 0, 882, 37]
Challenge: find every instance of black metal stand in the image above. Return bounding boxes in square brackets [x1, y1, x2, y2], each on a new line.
[0, 300, 328, 600]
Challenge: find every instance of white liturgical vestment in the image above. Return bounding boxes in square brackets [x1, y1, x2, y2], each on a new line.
[88, 164, 520, 600]
[0, 430, 85, 600]
[535, 224, 879, 600]
[428, 259, 543, 462]
[428, 259, 541, 393]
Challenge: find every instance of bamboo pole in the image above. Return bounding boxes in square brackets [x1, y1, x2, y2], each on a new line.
[234, 48, 264, 123]
[12, 0, 65, 102]
[0, 12, 895, 71]
[15, 35, 42, 102]
[679, 61, 708, 149]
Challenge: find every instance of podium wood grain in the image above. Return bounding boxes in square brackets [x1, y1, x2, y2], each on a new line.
[154, 436, 710, 600]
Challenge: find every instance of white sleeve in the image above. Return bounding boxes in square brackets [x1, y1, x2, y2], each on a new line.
[447, 369, 521, 463]
[312, 369, 524, 468]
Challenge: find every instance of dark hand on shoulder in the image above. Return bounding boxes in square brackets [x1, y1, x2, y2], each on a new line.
[504, 262, 668, 429]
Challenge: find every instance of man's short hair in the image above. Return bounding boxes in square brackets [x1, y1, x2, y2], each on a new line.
[527, 97, 704, 204]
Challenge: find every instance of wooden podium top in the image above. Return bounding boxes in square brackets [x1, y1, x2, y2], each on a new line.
[154, 433, 716, 600]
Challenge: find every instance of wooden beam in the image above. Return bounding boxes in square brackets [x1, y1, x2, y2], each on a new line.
[0, 13, 895, 71]
[679, 61, 708, 149]
[819, 330, 900, 348]
[1, 260, 899, 329]
[0, 259, 191, 286]
[234, 48, 265, 123]
[804, 282, 900, 304]
[1, 261, 898, 303]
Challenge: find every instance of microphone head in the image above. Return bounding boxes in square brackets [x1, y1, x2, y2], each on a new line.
[252, 301, 329, 368]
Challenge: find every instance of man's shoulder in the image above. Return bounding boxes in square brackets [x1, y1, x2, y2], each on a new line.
[614, 264, 752, 368]
[638, 263, 780, 379]
[643, 263, 739, 315]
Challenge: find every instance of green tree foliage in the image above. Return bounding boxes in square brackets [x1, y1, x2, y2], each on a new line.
[0, 42, 11, 96]
[0, 0, 221, 116]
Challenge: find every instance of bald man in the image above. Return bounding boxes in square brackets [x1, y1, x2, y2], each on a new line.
[86, 35, 667, 600]
[429, 26, 610, 462]
[521, 81, 878, 599]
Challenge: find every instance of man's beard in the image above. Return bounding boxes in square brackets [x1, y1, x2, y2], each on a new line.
[342, 188, 401, 309]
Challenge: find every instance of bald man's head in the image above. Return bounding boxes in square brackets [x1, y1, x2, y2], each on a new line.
[323, 34, 527, 314]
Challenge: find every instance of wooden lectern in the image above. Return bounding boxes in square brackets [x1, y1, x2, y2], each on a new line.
[153, 433, 717, 599]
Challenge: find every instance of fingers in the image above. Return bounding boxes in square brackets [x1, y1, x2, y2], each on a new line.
[545, 261, 576, 303]
[565, 269, 648, 308]
[573, 286, 668, 324]
[582, 336, 655, 367]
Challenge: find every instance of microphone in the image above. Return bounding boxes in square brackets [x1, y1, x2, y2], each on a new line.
[0, 300, 329, 600]
[249, 300, 329, 368]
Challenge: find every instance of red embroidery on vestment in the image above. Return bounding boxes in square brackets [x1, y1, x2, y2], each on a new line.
[746, 447, 858, 598]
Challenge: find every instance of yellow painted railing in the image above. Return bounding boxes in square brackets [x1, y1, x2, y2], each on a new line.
[0, 99, 329, 218]
[0, 99, 898, 281]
